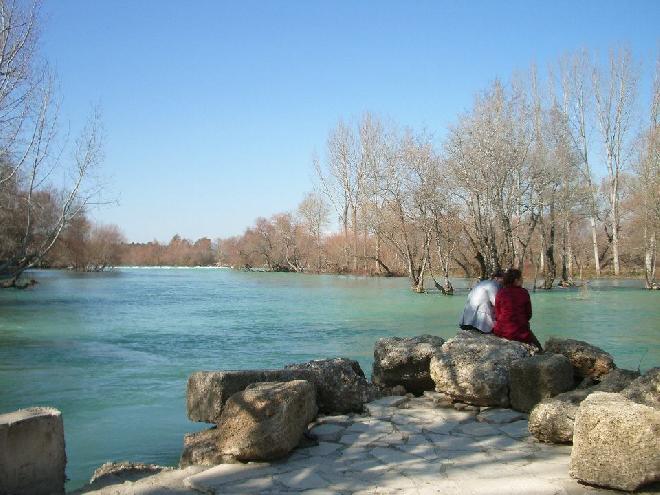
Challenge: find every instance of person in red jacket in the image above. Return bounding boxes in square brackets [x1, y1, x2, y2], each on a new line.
[493, 268, 543, 350]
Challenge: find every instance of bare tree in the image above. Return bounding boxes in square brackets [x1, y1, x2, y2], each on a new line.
[592, 48, 639, 276]
[560, 50, 603, 276]
[0, 0, 105, 287]
[445, 80, 532, 279]
[297, 192, 329, 272]
[632, 57, 659, 289]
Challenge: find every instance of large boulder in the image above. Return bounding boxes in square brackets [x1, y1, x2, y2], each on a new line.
[508, 353, 574, 412]
[544, 338, 615, 381]
[528, 389, 590, 444]
[569, 392, 660, 491]
[529, 368, 640, 444]
[372, 335, 445, 395]
[429, 330, 537, 407]
[0, 407, 66, 495]
[622, 367, 659, 408]
[215, 381, 318, 462]
[285, 358, 377, 414]
[187, 358, 374, 422]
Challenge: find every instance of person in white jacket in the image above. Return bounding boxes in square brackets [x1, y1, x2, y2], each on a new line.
[459, 270, 504, 333]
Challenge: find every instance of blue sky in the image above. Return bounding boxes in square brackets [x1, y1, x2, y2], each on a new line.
[40, 0, 659, 242]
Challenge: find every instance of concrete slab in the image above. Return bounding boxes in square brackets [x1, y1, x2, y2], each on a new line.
[0, 407, 66, 495]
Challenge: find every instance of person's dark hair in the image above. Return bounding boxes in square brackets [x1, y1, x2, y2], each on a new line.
[490, 269, 505, 279]
[502, 268, 522, 287]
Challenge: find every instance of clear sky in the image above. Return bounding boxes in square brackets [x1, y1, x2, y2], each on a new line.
[40, 0, 659, 243]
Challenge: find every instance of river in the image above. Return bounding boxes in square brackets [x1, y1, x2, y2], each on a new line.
[0, 268, 658, 490]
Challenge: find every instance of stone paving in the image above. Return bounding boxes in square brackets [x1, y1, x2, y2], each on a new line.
[80, 394, 659, 494]
[180, 395, 629, 495]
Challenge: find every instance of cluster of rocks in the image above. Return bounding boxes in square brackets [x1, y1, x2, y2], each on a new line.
[372, 332, 659, 492]
[181, 331, 658, 493]
[182, 358, 377, 466]
[5, 331, 654, 494]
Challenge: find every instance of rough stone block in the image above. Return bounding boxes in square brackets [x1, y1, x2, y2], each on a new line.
[216, 380, 318, 462]
[529, 368, 641, 444]
[187, 358, 374, 422]
[569, 392, 660, 491]
[0, 407, 66, 495]
[622, 367, 659, 408]
[544, 338, 615, 381]
[372, 335, 445, 395]
[179, 428, 229, 468]
[429, 330, 536, 407]
[509, 353, 574, 412]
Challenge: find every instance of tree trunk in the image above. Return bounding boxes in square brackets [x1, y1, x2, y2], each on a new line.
[351, 206, 358, 273]
[645, 228, 657, 289]
[342, 204, 349, 272]
[589, 216, 601, 276]
[611, 183, 621, 276]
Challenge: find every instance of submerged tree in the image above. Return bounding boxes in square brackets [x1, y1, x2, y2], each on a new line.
[592, 48, 639, 276]
[631, 58, 659, 289]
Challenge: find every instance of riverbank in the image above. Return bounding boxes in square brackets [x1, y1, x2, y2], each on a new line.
[1, 270, 658, 489]
[73, 394, 659, 495]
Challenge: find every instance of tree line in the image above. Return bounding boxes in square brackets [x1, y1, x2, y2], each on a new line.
[221, 49, 659, 291]
[0, 0, 656, 291]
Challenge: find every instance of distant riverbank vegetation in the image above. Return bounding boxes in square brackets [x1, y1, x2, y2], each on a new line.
[216, 49, 659, 292]
[21, 49, 660, 292]
[0, 2, 657, 291]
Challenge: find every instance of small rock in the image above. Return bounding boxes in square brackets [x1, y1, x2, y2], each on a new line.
[569, 392, 660, 491]
[89, 461, 170, 488]
[180, 428, 232, 467]
[544, 338, 616, 381]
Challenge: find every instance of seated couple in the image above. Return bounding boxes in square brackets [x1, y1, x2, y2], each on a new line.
[459, 268, 543, 351]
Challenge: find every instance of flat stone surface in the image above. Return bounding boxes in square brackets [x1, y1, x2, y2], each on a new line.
[298, 441, 343, 457]
[367, 395, 408, 408]
[457, 421, 501, 436]
[499, 419, 530, 438]
[477, 408, 528, 424]
[96, 397, 660, 494]
[274, 466, 330, 490]
[309, 422, 346, 441]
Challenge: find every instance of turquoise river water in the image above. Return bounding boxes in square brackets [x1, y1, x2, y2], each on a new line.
[0, 268, 658, 490]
